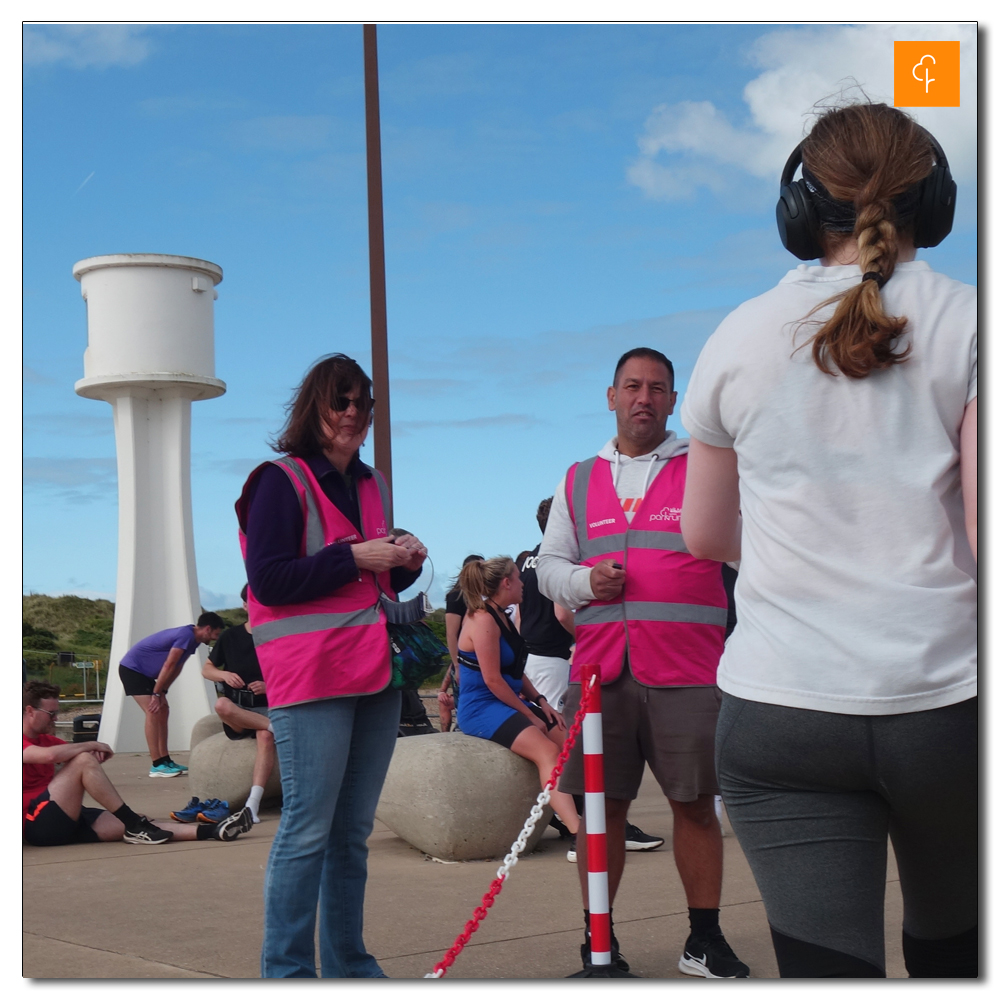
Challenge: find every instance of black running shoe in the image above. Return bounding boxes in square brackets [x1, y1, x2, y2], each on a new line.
[678, 930, 750, 978]
[214, 805, 254, 841]
[625, 822, 664, 851]
[123, 818, 174, 846]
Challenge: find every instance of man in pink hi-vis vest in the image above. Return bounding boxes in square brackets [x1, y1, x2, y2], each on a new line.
[537, 348, 747, 980]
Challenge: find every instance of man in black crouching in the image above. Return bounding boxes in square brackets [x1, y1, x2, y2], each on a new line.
[202, 585, 275, 824]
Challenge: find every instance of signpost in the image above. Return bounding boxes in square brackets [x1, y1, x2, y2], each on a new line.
[73, 660, 103, 701]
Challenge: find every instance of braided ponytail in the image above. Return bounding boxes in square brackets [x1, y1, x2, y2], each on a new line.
[799, 104, 934, 378]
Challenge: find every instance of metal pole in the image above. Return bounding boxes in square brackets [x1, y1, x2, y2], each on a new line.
[363, 23, 393, 522]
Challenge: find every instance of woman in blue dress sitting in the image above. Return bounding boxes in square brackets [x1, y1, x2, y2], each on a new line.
[456, 556, 580, 840]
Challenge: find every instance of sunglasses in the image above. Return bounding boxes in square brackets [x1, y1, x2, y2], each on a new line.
[36, 708, 58, 720]
[332, 394, 374, 413]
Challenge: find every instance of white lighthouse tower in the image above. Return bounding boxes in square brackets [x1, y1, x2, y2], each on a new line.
[74, 253, 225, 753]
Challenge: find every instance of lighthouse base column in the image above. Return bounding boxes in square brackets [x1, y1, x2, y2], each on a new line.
[98, 388, 216, 753]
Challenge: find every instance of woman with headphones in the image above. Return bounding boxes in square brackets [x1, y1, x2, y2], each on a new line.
[679, 103, 976, 978]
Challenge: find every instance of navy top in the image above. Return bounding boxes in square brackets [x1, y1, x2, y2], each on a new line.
[240, 451, 420, 606]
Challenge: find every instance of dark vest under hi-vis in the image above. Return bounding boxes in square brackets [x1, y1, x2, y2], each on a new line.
[237, 456, 394, 707]
[566, 454, 727, 687]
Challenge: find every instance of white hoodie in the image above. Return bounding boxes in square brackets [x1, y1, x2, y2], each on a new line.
[536, 432, 689, 610]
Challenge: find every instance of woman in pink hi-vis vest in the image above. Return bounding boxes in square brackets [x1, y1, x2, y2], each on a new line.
[237, 354, 427, 978]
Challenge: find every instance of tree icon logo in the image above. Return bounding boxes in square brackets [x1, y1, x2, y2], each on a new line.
[894, 42, 960, 108]
[912, 54, 936, 94]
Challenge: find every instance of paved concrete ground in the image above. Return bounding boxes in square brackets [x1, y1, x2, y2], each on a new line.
[23, 748, 907, 979]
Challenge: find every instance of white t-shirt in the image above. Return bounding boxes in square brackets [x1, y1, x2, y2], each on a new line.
[681, 260, 977, 715]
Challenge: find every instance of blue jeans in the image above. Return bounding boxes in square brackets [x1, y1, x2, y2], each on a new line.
[261, 687, 401, 978]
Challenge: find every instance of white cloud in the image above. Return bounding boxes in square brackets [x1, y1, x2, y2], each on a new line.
[23, 366, 56, 385]
[226, 116, 334, 153]
[23, 457, 118, 503]
[138, 95, 248, 118]
[23, 25, 152, 70]
[23, 457, 116, 488]
[200, 587, 243, 611]
[25, 414, 114, 437]
[394, 307, 730, 399]
[383, 51, 485, 102]
[395, 413, 544, 436]
[629, 22, 977, 200]
[24, 588, 116, 602]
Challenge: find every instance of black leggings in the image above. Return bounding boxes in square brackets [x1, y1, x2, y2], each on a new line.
[716, 694, 978, 978]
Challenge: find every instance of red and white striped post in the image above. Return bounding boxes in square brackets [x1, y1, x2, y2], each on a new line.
[581, 662, 611, 968]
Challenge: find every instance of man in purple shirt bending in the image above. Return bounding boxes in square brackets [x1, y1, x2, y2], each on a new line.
[118, 613, 225, 777]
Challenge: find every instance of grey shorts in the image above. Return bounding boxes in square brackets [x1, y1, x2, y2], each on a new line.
[558, 666, 721, 802]
[223, 704, 270, 741]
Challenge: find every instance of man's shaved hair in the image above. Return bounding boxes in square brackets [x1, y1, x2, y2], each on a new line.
[613, 348, 675, 388]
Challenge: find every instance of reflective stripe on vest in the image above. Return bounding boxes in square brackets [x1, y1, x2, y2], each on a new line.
[567, 453, 726, 687]
[576, 601, 728, 627]
[253, 607, 383, 646]
[272, 456, 325, 556]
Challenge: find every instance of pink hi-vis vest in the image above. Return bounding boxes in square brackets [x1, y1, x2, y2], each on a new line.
[237, 456, 394, 708]
[566, 454, 727, 687]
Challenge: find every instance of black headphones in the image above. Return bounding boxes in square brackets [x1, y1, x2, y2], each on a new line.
[775, 127, 957, 260]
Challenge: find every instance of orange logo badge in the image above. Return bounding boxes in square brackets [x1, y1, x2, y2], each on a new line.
[894, 41, 960, 107]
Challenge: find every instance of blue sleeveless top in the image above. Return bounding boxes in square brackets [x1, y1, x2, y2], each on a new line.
[455, 604, 529, 740]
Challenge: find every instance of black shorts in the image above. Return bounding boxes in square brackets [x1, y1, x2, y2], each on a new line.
[119, 664, 156, 696]
[23, 791, 104, 847]
[489, 702, 555, 749]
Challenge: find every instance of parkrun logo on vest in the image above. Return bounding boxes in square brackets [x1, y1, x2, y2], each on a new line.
[588, 518, 618, 529]
[647, 506, 681, 522]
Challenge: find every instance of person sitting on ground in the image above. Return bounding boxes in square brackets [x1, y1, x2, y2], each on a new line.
[202, 585, 275, 823]
[118, 612, 226, 777]
[23, 680, 253, 847]
[455, 556, 580, 855]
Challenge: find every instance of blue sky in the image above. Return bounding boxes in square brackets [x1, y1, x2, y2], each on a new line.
[22, 22, 978, 610]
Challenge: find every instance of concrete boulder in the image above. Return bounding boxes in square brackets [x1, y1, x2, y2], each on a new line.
[375, 732, 553, 861]
[187, 716, 282, 811]
[189, 714, 225, 749]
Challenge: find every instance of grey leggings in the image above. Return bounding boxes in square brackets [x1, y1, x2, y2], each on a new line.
[716, 694, 978, 977]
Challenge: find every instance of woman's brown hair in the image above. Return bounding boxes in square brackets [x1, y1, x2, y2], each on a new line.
[273, 354, 374, 456]
[458, 557, 516, 613]
[800, 103, 936, 378]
